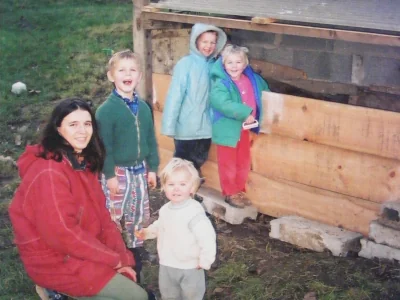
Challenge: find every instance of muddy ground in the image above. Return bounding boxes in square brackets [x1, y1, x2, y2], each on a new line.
[1, 183, 400, 299]
[141, 189, 400, 300]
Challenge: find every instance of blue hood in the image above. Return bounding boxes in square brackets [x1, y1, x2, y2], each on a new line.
[189, 23, 227, 58]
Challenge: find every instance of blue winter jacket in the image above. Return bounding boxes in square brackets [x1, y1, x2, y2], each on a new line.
[161, 23, 227, 140]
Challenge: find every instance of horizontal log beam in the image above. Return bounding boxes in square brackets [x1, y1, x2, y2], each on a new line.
[251, 134, 400, 203]
[262, 91, 400, 160]
[143, 11, 400, 47]
[154, 110, 400, 203]
[158, 147, 379, 235]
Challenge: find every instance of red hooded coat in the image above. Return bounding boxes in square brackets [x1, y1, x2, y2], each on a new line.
[8, 145, 134, 297]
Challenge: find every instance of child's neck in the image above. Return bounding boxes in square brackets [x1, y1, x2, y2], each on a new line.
[231, 74, 243, 81]
[114, 89, 135, 101]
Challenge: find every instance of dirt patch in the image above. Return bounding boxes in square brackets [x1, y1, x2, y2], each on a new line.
[143, 188, 400, 300]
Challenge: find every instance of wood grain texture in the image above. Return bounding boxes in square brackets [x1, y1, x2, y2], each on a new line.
[262, 91, 400, 160]
[158, 147, 379, 235]
[153, 0, 400, 32]
[155, 109, 400, 203]
[143, 11, 400, 46]
[251, 134, 400, 203]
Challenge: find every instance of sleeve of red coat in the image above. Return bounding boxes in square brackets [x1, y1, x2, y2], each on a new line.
[94, 182, 135, 267]
[31, 169, 123, 268]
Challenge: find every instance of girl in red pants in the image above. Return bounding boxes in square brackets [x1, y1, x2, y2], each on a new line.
[210, 44, 270, 208]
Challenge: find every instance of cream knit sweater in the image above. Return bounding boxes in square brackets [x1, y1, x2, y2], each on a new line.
[144, 199, 216, 270]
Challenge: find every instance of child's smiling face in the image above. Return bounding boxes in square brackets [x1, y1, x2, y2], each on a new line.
[164, 168, 194, 204]
[224, 53, 247, 80]
[196, 31, 217, 57]
[107, 58, 142, 99]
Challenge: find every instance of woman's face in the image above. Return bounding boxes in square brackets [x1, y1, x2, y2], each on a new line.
[57, 109, 93, 153]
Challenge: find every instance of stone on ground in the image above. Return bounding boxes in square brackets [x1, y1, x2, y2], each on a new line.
[359, 238, 400, 261]
[269, 216, 362, 256]
[369, 220, 400, 249]
[197, 187, 258, 225]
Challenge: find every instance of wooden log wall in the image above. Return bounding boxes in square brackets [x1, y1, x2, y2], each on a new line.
[150, 30, 400, 236]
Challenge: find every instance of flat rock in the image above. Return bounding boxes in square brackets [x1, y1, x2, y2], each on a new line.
[270, 216, 362, 256]
[197, 187, 258, 225]
[369, 220, 400, 249]
[359, 238, 400, 261]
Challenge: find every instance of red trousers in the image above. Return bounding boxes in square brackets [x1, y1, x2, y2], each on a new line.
[216, 130, 251, 196]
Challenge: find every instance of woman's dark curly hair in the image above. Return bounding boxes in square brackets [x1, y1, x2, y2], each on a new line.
[38, 98, 105, 173]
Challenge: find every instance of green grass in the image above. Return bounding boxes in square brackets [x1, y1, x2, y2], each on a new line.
[2, 1, 400, 300]
[0, 0, 133, 158]
[0, 1, 133, 298]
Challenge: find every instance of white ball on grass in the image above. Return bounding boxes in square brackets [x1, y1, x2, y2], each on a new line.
[11, 82, 27, 95]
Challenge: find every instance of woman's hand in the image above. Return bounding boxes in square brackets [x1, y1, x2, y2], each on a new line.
[107, 177, 119, 195]
[244, 115, 255, 124]
[117, 266, 137, 282]
[147, 172, 157, 189]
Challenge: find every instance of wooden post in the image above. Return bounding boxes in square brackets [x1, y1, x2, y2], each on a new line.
[133, 0, 152, 102]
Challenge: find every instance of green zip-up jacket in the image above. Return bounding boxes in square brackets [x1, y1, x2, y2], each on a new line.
[210, 58, 270, 147]
[96, 93, 159, 179]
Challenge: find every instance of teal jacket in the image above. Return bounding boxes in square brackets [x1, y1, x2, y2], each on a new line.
[95, 92, 159, 179]
[161, 23, 227, 140]
[210, 58, 270, 147]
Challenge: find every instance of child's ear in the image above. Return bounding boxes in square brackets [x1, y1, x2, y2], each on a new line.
[107, 70, 115, 83]
[137, 72, 143, 83]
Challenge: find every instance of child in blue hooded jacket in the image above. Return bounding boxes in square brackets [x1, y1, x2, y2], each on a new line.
[162, 23, 227, 180]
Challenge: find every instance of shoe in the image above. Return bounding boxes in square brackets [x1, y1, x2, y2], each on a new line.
[239, 191, 252, 206]
[146, 289, 158, 300]
[225, 194, 245, 209]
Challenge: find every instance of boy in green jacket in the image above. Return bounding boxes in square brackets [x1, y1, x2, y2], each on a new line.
[96, 49, 159, 283]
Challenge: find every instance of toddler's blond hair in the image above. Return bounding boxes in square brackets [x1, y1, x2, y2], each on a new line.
[107, 49, 142, 72]
[160, 158, 201, 193]
[221, 44, 249, 66]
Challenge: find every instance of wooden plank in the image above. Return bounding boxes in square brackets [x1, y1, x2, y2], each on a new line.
[251, 134, 400, 203]
[143, 11, 400, 47]
[158, 147, 379, 235]
[155, 108, 400, 203]
[153, 0, 400, 33]
[262, 91, 400, 160]
[251, 17, 277, 25]
[151, 29, 190, 75]
[250, 59, 307, 80]
[133, 0, 152, 101]
[153, 73, 171, 112]
[154, 74, 400, 160]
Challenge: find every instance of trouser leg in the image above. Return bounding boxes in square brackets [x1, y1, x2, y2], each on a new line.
[216, 144, 239, 196]
[235, 130, 251, 192]
[174, 139, 211, 172]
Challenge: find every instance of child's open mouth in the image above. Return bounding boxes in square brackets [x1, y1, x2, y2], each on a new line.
[123, 80, 132, 85]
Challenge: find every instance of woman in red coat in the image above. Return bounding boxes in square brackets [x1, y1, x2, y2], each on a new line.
[8, 98, 149, 300]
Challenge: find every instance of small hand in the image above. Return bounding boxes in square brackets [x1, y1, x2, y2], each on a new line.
[147, 172, 157, 189]
[107, 177, 119, 195]
[244, 115, 256, 124]
[134, 226, 146, 240]
[117, 266, 137, 282]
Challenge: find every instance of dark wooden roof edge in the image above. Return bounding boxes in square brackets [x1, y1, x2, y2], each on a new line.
[142, 10, 400, 47]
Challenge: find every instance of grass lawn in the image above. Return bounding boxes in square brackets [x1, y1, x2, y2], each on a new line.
[0, 0, 133, 299]
[1, 1, 400, 300]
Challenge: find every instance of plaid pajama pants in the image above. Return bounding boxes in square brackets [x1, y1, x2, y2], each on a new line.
[101, 163, 150, 248]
